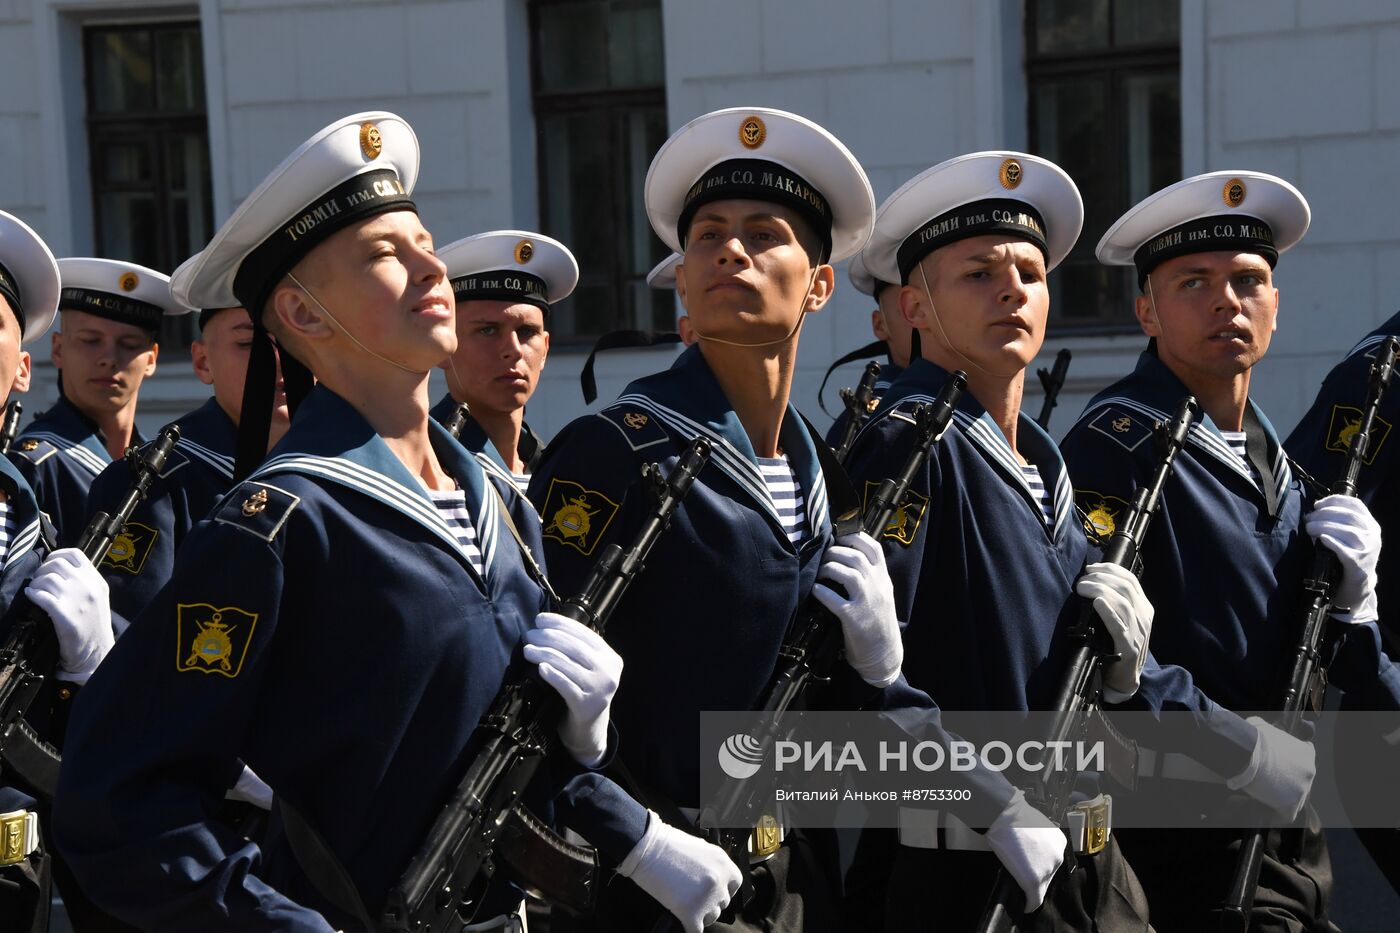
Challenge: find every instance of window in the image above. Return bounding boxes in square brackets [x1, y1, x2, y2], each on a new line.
[85, 21, 213, 351]
[1026, 0, 1180, 331]
[530, 0, 669, 344]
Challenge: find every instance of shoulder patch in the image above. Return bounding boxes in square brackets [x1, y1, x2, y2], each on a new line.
[1075, 489, 1133, 540]
[540, 478, 620, 556]
[11, 437, 56, 465]
[213, 481, 300, 542]
[596, 407, 672, 451]
[1325, 404, 1393, 465]
[1085, 407, 1153, 453]
[176, 602, 259, 678]
[864, 480, 928, 546]
[100, 520, 159, 575]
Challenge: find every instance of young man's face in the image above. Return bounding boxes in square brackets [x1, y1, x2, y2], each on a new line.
[192, 307, 290, 430]
[675, 199, 832, 343]
[901, 234, 1049, 376]
[289, 210, 455, 372]
[872, 283, 915, 369]
[51, 309, 158, 415]
[442, 299, 549, 417]
[1136, 250, 1279, 384]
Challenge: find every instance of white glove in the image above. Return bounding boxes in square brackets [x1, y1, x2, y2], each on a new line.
[1074, 562, 1154, 703]
[225, 765, 274, 811]
[984, 791, 1066, 912]
[1304, 494, 1380, 623]
[523, 611, 622, 768]
[617, 810, 743, 933]
[1228, 716, 1316, 821]
[25, 548, 112, 684]
[812, 531, 903, 687]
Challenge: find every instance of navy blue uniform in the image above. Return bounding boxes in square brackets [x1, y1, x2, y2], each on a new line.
[53, 387, 644, 932]
[1061, 347, 1400, 930]
[8, 396, 141, 548]
[824, 363, 902, 452]
[87, 397, 237, 633]
[429, 392, 544, 490]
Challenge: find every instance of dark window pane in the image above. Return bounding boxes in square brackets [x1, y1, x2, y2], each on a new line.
[1121, 71, 1180, 204]
[1113, 0, 1179, 46]
[98, 140, 154, 185]
[540, 110, 614, 339]
[89, 30, 155, 113]
[538, 2, 609, 91]
[156, 27, 205, 112]
[97, 192, 160, 267]
[1032, 0, 1109, 54]
[609, 1, 663, 87]
[165, 130, 213, 259]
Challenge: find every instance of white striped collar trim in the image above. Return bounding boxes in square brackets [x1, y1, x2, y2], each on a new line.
[1086, 397, 1292, 505]
[474, 452, 542, 521]
[1346, 333, 1392, 363]
[177, 437, 235, 480]
[612, 393, 831, 539]
[20, 432, 107, 477]
[252, 453, 497, 588]
[4, 518, 39, 571]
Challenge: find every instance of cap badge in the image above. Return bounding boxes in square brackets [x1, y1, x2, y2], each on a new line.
[739, 116, 766, 150]
[359, 122, 383, 160]
[1223, 178, 1246, 208]
[118, 272, 139, 292]
[241, 488, 269, 517]
[999, 158, 1023, 190]
[514, 239, 535, 264]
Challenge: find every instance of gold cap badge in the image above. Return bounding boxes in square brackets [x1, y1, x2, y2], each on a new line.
[118, 271, 139, 292]
[1223, 178, 1246, 208]
[359, 122, 383, 160]
[514, 240, 534, 264]
[739, 116, 766, 150]
[999, 158, 1023, 190]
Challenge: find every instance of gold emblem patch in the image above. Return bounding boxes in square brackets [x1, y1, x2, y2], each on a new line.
[1326, 404, 1393, 465]
[100, 520, 158, 576]
[359, 121, 383, 160]
[541, 479, 621, 557]
[242, 489, 269, 516]
[863, 481, 929, 547]
[118, 271, 139, 292]
[1077, 491, 1131, 540]
[18, 439, 37, 451]
[1111, 416, 1132, 434]
[623, 413, 649, 430]
[739, 115, 766, 150]
[999, 158, 1023, 190]
[175, 603, 259, 678]
[514, 239, 534, 264]
[1223, 178, 1246, 208]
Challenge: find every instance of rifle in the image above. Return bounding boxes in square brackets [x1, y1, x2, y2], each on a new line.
[977, 395, 1198, 933]
[380, 436, 714, 933]
[443, 402, 470, 440]
[0, 424, 180, 798]
[0, 401, 21, 455]
[830, 361, 881, 464]
[685, 372, 966, 926]
[1036, 349, 1072, 431]
[1216, 335, 1400, 932]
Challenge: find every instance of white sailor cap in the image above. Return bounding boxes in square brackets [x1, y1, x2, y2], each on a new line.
[57, 258, 186, 335]
[847, 249, 895, 299]
[439, 230, 577, 311]
[0, 211, 59, 346]
[866, 152, 1083, 285]
[1096, 171, 1310, 288]
[646, 253, 681, 290]
[171, 111, 420, 315]
[644, 107, 874, 263]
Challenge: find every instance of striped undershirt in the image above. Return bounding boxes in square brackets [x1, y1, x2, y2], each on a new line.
[1019, 463, 1055, 528]
[757, 454, 808, 546]
[0, 499, 12, 565]
[510, 472, 530, 496]
[1220, 431, 1262, 483]
[426, 487, 485, 577]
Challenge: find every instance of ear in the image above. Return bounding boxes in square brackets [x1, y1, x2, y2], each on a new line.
[871, 307, 890, 342]
[49, 329, 62, 369]
[899, 281, 930, 330]
[540, 327, 551, 362]
[674, 260, 688, 307]
[270, 281, 334, 342]
[144, 340, 159, 376]
[190, 339, 214, 386]
[803, 263, 837, 313]
[1134, 286, 1160, 338]
[1270, 286, 1280, 333]
[12, 350, 30, 394]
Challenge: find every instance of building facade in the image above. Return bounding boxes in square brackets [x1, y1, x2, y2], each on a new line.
[2, 0, 1395, 441]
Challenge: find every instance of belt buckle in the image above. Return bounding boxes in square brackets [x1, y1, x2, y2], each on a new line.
[0, 810, 33, 866]
[1069, 795, 1111, 856]
[751, 813, 782, 858]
